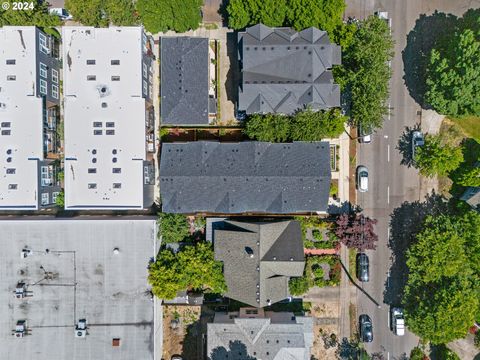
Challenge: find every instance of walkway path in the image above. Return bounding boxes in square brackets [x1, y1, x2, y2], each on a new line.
[304, 248, 338, 255]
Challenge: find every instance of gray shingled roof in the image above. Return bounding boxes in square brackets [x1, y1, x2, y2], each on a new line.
[160, 37, 209, 125]
[214, 220, 304, 307]
[159, 141, 331, 214]
[238, 24, 341, 115]
[207, 315, 313, 360]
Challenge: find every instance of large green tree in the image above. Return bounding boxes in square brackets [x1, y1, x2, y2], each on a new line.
[403, 213, 480, 344]
[425, 29, 480, 117]
[148, 242, 227, 299]
[136, 0, 202, 33]
[65, 0, 137, 26]
[243, 113, 291, 142]
[414, 135, 464, 177]
[290, 108, 346, 141]
[338, 15, 394, 130]
[226, 0, 287, 29]
[0, 0, 60, 27]
[158, 213, 190, 243]
[453, 164, 480, 187]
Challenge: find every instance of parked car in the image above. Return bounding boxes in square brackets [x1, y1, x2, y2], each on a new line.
[171, 355, 183, 360]
[376, 11, 392, 32]
[48, 8, 73, 20]
[411, 131, 425, 161]
[390, 307, 405, 336]
[359, 314, 373, 342]
[356, 166, 369, 192]
[358, 123, 372, 143]
[356, 253, 370, 282]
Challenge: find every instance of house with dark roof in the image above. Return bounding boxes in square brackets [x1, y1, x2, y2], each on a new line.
[238, 24, 341, 115]
[160, 37, 213, 125]
[207, 307, 313, 360]
[159, 141, 331, 214]
[460, 162, 480, 212]
[214, 220, 304, 308]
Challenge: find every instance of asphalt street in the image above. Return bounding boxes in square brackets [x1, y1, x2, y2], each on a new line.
[348, 0, 480, 358]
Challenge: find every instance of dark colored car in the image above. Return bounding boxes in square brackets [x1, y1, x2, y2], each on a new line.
[356, 253, 370, 282]
[359, 314, 373, 342]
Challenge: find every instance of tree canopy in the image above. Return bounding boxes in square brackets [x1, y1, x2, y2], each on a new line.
[414, 135, 464, 177]
[403, 212, 480, 344]
[136, 0, 202, 33]
[0, 0, 60, 27]
[158, 213, 190, 243]
[452, 163, 480, 187]
[148, 242, 227, 299]
[425, 28, 480, 117]
[338, 15, 394, 130]
[65, 0, 138, 26]
[334, 213, 378, 251]
[243, 109, 346, 142]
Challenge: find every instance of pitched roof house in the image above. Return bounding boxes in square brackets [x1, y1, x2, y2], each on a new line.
[160, 37, 210, 125]
[238, 24, 341, 115]
[207, 308, 313, 360]
[214, 220, 304, 308]
[159, 141, 331, 214]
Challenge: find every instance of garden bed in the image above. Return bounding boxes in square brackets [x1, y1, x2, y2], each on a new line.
[289, 255, 342, 295]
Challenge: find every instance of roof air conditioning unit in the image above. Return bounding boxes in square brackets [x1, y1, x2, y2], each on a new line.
[20, 249, 32, 259]
[75, 319, 87, 338]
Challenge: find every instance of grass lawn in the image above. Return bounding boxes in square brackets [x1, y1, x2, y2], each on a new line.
[451, 116, 480, 142]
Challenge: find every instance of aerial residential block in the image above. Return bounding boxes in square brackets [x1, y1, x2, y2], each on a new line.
[62, 27, 156, 210]
[237, 24, 341, 115]
[160, 141, 331, 214]
[0, 218, 159, 360]
[0, 26, 62, 210]
[160, 37, 215, 125]
[207, 307, 313, 360]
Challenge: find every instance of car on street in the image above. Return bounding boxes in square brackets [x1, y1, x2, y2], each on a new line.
[356, 166, 369, 192]
[390, 307, 405, 336]
[356, 253, 370, 282]
[358, 123, 372, 143]
[411, 130, 425, 161]
[359, 314, 373, 342]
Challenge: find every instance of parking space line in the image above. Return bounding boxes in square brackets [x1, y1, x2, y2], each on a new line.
[387, 186, 390, 204]
[387, 144, 390, 162]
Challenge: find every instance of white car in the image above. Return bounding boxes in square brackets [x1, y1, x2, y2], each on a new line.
[391, 308, 405, 336]
[356, 166, 369, 193]
[49, 8, 73, 20]
[412, 131, 425, 160]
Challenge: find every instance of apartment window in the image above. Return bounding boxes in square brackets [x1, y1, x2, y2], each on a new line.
[41, 192, 49, 205]
[7, 75, 16, 81]
[143, 80, 147, 95]
[52, 84, 59, 99]
[1, 122, 11, 127]
[143, 63, 147, 78]
[8, 184, 18, 190]
[87, 75, 96, 81]
[93, 122, 102, 128]
[88, 168, 97, 174]
[40, 63, 47, 78]
[113, 183, 121, 189]
[111, 60, 120, 65]
[111, 76, 120, 81]
[105, 122, 115, 128]
[40, 79, 47, 95]
[52, 192, 59, 203]
[112, 168, 121, 174]
[6, 59, 15, 65]
[1, 130, 11, 135]
[93, 130, 102, 135]
[106, 130, 115, 135]
[52, 69, 59, 83]
[6, 168, 15, 174]
[39, 33, 49, 54]
[86, 59, 96, 65]
[41, 166, 52, 186]
[88, 183, 97, 189]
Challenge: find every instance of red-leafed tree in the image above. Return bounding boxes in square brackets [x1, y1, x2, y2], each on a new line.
[334, 213, 378, 251]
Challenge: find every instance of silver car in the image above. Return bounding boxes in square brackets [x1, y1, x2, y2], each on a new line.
[356, 166, 369, 192]
[412, 131, 425, 160]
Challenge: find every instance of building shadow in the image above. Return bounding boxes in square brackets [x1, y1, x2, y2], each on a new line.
[225, 32, 239, 106]
[209, 340, 257, 360]
[396, 124, 421, 168]
[383, 192, 450, 306]
[402, 11, 458, 107]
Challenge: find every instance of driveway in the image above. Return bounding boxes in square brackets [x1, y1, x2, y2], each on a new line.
[349, 0, 480, 358]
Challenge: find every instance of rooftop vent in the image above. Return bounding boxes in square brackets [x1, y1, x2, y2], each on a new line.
[112, 338, 121, 347]
[113, 247, 120, 255]
[245, 247, 254, 258]
[97, 84, 110, 98]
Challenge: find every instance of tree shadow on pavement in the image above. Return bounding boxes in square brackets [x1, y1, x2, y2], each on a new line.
[383, 192, 450, 306]
[397, 124, 421, 168]
[402, 11, 458, 107]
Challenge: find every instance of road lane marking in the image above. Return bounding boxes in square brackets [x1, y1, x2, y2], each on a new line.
[387, 227, 390, 240]
[387, 186, 390, 204]
[388, 352, 390, 360]
[388, 103, 391, 121]
[387, 144, 390, 162]
[384, 135, 388, 139]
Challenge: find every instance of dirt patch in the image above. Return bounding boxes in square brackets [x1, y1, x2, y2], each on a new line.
[309, 302, 340, 360]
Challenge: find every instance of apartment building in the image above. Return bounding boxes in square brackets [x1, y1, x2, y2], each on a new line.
[0, 26, 61, 210]
[62, 27, 155, 210]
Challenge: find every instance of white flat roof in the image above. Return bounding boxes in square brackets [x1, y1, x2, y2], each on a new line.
[0, 218, 156, 360]
[63, 27, 147, 210]
[0, 27, 42, 209]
